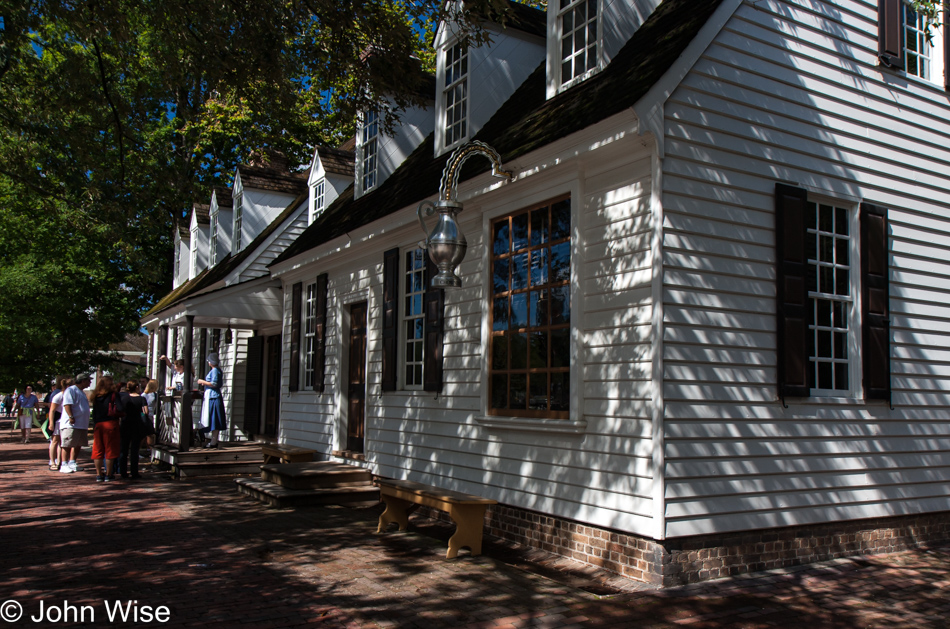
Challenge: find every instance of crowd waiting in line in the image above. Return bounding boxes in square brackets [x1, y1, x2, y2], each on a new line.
[6, 352, 227, 482]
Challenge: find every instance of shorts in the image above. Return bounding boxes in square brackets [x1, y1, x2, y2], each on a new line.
[60, 426, 89, 449]
[92, 420, 121, 460]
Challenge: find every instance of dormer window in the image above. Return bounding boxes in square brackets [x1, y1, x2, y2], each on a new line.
[558, 0, 599, 89]
[310, 178, 325, 225]
[233, 192, 243, 252]
[443, 41, 468, 148]
[190, 225, 198, 279]
[209, 206, 218, 266]
[174, 234, 181, 281]
[358, 111, 379, 194]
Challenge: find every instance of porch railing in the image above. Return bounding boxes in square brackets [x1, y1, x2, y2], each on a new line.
[157, 393, 202, 449]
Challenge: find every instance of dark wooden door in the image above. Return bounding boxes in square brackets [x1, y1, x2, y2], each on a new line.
[263, 334, 281, 436]
[347, 302, 367, 453]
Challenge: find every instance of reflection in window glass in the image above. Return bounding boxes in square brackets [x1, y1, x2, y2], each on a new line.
[904, 3, 932, 79]
[443, 41, 468, 147]
[404, 249, 426, 388]
[558, 0, 598, 86]
[360, 111, 378, 193]
[489, 197, 571, 418]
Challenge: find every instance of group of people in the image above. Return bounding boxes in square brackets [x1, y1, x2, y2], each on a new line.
[43, 374, 161, 481]
[9, 351, 227, 483]
[158, 352, 227, 448]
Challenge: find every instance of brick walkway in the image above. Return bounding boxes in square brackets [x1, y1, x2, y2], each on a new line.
[1, 432, 948, 628]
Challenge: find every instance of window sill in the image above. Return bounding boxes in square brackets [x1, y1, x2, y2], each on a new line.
[474, 415, 587, 435]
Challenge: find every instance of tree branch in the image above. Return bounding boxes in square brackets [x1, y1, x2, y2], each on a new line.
[91, 37, 126, 184]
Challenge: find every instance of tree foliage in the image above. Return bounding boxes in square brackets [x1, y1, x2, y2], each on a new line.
[0, 0, 531, 389]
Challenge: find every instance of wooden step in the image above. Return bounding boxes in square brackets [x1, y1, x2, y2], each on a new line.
[154, 444, 263, 466]
[235, 477, 380, 508]
[260, 461, 373, 490]
[177, 461, 264, 478]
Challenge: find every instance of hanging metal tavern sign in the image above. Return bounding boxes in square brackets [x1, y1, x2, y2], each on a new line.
[417, 141, 513, 288]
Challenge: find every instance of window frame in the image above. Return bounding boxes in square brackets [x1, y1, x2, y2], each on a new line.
[400, 248, 427, 390]
[209, 206, 218, 266]
[803, 196, 863, 399]
[487, 195, 573, 420]
[233, 191, 243, 252]
[310, 178, 325, 225]
[358, 111, 379, 195]
[190, 225, 198, 279]
[556, 0, 602, 92]
[174, 232, 181, 281]
[441, 39, 469, 152]
[301, 280, 317, 391]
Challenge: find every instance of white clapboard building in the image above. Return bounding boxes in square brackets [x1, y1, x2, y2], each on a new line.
[151, 0, 950, 585]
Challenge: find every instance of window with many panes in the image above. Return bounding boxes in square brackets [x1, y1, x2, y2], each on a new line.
[443, 41, 468, 148]
[806, 200, 857, 395]
[174, 234, 181, 281]
[558, 0, 598, 88]
[302, 281, 317, 389]
[311, 179, 325, 225]
[209, 208, 218, 266]
[490, 197, 571, 418]
[359, 111, 379, 194]
[903, 1, 933, 79]
[403, 249, 426, 388]
[233, 192, 243, 252]
[190, 225, 198, 278]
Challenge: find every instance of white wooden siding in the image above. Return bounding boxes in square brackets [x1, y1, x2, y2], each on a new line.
[224, 330, 249, 440]
[239, 204, 308, 282]
[660, 0, 950, 537]
[241, 188, 298, 254]
[276, 146, 658, 536]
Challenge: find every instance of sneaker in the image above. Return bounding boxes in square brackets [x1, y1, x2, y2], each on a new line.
[60, 464, 75, 474]
[96, 475, 104, 482]
[67, 460, 81, 472]
[105, 475, 114, 482]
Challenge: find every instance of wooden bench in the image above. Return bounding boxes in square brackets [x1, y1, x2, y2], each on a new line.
[260, 443, 316, 465]
[376, 478, 497, 559]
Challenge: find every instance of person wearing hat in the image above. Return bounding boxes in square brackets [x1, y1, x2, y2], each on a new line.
[196, 353, 226, 448]
[59, 373, 92, 474]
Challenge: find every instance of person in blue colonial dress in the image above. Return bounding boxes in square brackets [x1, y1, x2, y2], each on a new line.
[196, 353, 226, 449]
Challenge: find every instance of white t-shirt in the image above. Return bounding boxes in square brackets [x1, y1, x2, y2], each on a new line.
[60, 385, 91, 430]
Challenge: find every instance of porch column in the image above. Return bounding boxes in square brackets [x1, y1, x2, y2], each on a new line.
[180, 315, 194, 452]
[157, 326, 168, 393]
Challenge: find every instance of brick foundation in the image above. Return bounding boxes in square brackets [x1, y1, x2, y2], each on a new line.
[414, 504, 950, 587]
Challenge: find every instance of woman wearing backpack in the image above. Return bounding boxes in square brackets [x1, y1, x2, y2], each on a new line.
[89, 376, 122, 483]
[117, 381, 148, 479]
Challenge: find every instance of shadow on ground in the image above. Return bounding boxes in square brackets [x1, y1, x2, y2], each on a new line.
[1, 438, 948, 628]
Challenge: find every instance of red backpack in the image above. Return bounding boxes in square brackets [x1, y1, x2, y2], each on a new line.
[107, 393, 125, 418]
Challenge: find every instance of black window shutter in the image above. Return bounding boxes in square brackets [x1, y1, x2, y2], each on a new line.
[775, 183, 810, 401]
[861, 203, 891, 403]
[878, 0, 903, 67]
[313, 273, 329, 393]
[289, 282, 302, 392]
[381, 248, 399, 392]
[423, 253, 444, 393]
[243, 335, 264, 436]
[945, 4, 950, 92]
